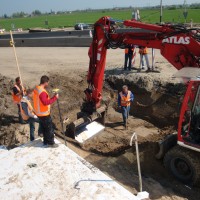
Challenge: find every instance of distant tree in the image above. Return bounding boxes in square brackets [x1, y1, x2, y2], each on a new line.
[168, 6, 177, 10]
[190, 3, 200, 9]
[4, 14, 8, 18]
[32, 10, 42, 16]
[12, 11, 26, 18]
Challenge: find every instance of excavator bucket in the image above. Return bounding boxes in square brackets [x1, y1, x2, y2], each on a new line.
[155, 133, 177, 159]
[65, 105, 106, 143]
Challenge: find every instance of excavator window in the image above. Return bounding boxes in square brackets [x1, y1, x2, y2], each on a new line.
[182, 84, 200, 143]
[190, 85, 200, 143]
[192, 86, 200, 116]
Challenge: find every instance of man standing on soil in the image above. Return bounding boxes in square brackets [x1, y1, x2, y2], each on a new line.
[124, 45, 135, 71]
[33, 75, 58, 147]
[12, 77, 26, 124]
[20, 89, 43, 141]
[138, 46, 151, 72]
[118, 85, 134, 127]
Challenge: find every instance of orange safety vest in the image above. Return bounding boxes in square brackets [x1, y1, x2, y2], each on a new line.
[125, 48, 129, 54]
[12, 84, 24, 104]
[125, 48, 134, 54]
[33, 85, 50, 117]
[120, 91, 131, 107]
[139, 47, 148, 54]
[143, 47, 148, 54]
[20, 97, 34, 121]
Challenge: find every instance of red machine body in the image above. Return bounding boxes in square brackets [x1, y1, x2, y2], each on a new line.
[76, 16, 200, 184]
[85, 17, 200, 110]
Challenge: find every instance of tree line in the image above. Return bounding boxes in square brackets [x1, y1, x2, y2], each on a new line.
[2, 3, 200, 19]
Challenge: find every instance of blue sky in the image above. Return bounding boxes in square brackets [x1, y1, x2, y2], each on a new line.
[1, 0, 199, 15]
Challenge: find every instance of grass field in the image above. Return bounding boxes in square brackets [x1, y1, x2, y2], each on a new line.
[0, 8, 200, 31]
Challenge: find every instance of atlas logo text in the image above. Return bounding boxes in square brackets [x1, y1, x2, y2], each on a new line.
[162, 36, 190, 44]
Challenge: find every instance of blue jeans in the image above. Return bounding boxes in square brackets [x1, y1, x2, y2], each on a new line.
[121, 106, 130, 124]
[124, 53, 133, 70]
[38, 115, 55, 145]
[140, 54, 150, 69]
[28, 118, 43, 141]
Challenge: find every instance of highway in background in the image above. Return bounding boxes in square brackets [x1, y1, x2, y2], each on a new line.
[0, 28, 151, 47]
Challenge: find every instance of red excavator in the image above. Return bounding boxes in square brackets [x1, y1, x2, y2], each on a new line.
[66, 16, 200, 185]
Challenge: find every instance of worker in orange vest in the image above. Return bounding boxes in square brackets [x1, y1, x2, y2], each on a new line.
[33, 75, 58, 147]
[20, 88, 43, 141]
[139, 46, 151, 72]
[12, 77, 26, 124]
[124, 45, 135, 71]
[118, 85, 134, 127]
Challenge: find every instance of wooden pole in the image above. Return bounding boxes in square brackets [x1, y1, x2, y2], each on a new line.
[10, 31, 24, 91]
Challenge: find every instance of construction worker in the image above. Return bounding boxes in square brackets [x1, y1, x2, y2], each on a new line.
[138, 46, 151, 72]
[20, 88, 43, 141]
[124, 45, 135, 71]
[33, 75, 58, 147]
[118, 85, 134, 127]
[12, 77, 26, 124]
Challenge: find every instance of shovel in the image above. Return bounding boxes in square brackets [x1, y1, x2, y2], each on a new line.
[52, 88, 68, 145]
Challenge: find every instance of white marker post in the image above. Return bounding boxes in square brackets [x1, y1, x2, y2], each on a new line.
[152, 48, 155, 70]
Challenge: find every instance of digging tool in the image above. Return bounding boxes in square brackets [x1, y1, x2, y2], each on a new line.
[66, 105, 106, 143]
[52, 88, 67, 146]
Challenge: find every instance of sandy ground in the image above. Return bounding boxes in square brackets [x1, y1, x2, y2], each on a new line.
[0, 47, 198, 200]
[0, 47, 176, 84]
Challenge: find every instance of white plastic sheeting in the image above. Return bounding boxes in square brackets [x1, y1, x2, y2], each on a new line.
[0, 139, 148, 200]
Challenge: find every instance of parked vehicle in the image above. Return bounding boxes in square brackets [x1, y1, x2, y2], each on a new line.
[74, 23, 89, 30]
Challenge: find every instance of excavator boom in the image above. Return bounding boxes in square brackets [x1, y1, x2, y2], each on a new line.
[86, 17, 200, 110]
[66, 16, 200, 143]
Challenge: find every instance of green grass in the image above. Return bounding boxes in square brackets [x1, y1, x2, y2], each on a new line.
[0, 8, 200, 31]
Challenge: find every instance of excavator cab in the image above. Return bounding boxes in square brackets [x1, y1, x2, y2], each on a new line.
[178, 81, 200, 147]
[156, 68, 200, 185]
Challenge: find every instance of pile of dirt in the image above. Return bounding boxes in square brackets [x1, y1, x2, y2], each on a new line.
[1, 70, 199, 199]
[0, 74, 30, 148]
[105, 68, 186, 127]
[49, 72, 88, 129]
[0, 69, 182, 153]
[46, 70, 182, 156]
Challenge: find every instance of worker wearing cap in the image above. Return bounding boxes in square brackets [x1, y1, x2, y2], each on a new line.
[20, 88, 43, 141]
[139, 46, 151, 72]
[118, 85, 134, 126]
[33, 75, 58, 147]
[12, 77, 26, 124]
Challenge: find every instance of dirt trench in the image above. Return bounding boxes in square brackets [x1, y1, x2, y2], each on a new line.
[0, 70, 199, 200]
[49, 70, 200, 200]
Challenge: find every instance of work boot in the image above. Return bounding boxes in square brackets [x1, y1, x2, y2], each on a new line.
[46, 143, 59, 148]
[38, 133, 43, 137]
[146, 68, 152, 73]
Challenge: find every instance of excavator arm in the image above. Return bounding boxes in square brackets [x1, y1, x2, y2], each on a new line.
[66, 16, 200, 143]
[85, 16, 200, 111]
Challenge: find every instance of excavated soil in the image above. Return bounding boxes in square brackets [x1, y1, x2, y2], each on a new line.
[0, 74, 30, 148]
[0, 47, 199, 200]
[46, 71, 199, 200]
[0, 70, 199, 200]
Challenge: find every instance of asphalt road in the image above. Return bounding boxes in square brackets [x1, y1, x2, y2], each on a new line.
[0, 28, 152, 47]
